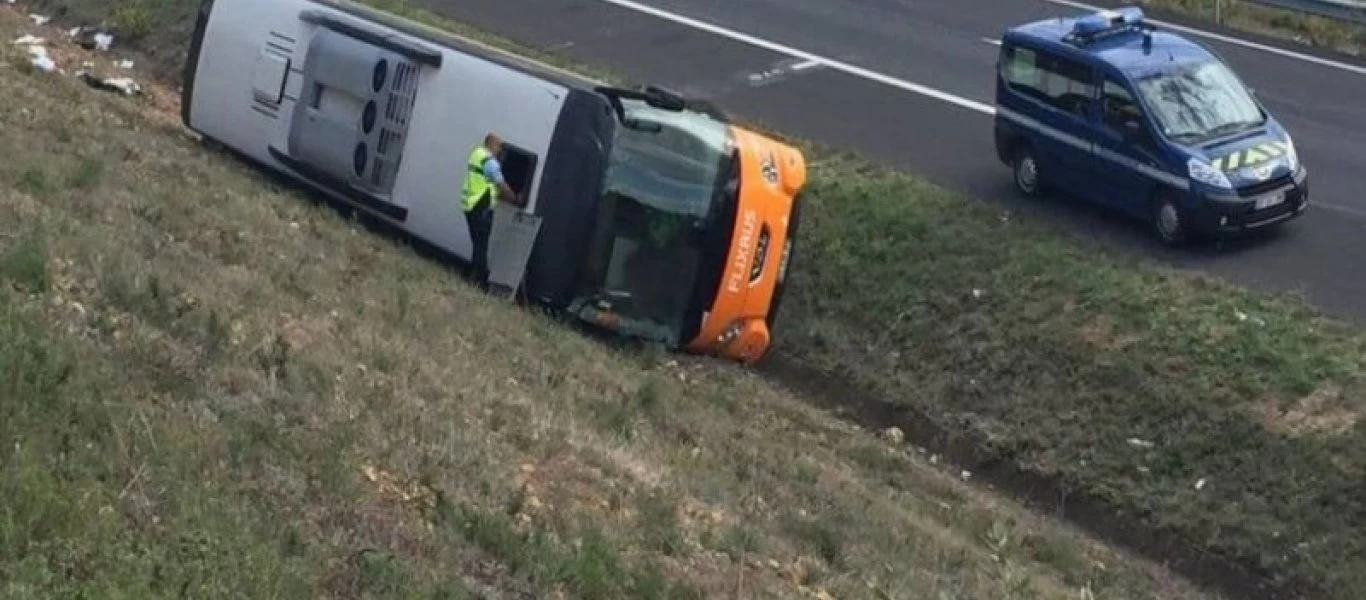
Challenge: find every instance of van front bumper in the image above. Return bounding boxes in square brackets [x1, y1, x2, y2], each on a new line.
[1189, 169, 1309, 235]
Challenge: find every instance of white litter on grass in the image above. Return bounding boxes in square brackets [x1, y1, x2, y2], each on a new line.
[93, 33, 113, 51]
[116, 59, 134, 69]
[28, 14, 50, 26]
[78, 72, 143, 96]
[29, 50, 55, 73]
[1195, 477, 1208, 490]
[1127, 438, 1155, 449]
[12, 34, 46, 46]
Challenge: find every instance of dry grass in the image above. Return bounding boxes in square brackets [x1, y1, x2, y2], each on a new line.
[14, 0, 1366, 597]
[1139, 0, 1366, 56]
[0, 7, 1217, 600]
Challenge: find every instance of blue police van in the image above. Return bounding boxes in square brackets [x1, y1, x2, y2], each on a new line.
[992, 7, 1309, 246]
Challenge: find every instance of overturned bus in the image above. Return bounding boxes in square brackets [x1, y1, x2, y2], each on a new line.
[180, 0, 808, 364]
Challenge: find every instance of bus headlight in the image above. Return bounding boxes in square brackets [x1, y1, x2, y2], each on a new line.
[716, 321, 744, 345]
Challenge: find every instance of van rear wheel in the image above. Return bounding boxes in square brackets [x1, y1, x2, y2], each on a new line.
[1012, 145, 1043, 199]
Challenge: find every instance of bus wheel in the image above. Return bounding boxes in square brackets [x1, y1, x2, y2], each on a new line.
[1152, 192, 1189, 247]
[1012, 145, 1043, 199]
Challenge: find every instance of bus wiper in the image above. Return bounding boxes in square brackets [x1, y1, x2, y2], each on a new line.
[623, 118, 662, 133]
[596, 84, 688, 124]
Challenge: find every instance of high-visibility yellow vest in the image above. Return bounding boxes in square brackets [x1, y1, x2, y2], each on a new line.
[462, 146, 496, 213]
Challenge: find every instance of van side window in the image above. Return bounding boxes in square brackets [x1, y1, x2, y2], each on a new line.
[1101, 78, 1142, 133]
[1002, 45, 1095, 117]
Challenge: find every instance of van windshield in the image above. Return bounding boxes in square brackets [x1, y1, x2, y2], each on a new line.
[1132, 58, 1265, 143]
[568, 98, 735, 347]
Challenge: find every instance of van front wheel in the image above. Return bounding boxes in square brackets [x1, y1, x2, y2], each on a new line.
[1152, 192, 1189, 247]
[1012, 146, 1043, 199]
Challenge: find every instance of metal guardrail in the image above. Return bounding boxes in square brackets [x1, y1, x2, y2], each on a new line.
[1240, 0, 1366, 26]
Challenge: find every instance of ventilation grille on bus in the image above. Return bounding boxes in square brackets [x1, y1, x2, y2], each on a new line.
[250, 30, 298, 120]
[370, 62, 418, 188]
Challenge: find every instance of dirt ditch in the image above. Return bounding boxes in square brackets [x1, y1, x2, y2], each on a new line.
[758, 350, 1328, 600]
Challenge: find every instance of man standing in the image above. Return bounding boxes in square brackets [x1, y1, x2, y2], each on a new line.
[461, 133, 524, 283]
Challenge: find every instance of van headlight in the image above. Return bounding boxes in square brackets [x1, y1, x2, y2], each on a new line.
[1282, 138, 1299, 173]
[1188, 157, 1232, 189]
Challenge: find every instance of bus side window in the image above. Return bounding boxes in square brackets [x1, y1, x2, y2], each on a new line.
[499, 143, 539, 199]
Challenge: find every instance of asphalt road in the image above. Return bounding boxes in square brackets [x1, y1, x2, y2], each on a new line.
[418, 0, 1366, 323]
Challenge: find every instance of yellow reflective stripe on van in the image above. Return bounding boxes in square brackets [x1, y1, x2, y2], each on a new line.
[1214, 141, 1289, 173]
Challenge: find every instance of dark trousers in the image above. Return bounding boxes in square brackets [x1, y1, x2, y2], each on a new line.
[464, 195, 493, 282]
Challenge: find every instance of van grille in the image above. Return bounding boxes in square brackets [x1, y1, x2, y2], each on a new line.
[1236, 173, 1293, 198]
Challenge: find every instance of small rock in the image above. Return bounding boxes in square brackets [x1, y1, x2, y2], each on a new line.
[881, 426, 905, 445]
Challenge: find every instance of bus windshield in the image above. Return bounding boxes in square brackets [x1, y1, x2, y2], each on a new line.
[569, 98, 736, 347]
[1132, 58, 1265, 144]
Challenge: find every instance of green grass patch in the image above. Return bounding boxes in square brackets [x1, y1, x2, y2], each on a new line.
[1143, 0, 1366, 55]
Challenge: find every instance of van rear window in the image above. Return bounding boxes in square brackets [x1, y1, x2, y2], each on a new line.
[1002, 46, 1095, 117]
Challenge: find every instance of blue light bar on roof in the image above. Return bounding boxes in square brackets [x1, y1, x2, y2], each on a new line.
[1070, 6, 1146, 42]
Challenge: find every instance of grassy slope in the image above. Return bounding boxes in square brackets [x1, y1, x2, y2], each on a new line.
[15, 0, 1366, 597]
[0, 6, 1215, 600]
[1141, 0, 1366, 55]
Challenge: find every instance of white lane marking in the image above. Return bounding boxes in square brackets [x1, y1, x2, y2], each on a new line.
[594, 0, 997, 115]
[1040, 0, 1366, 76]
[791, 59, 822, 71]
[1317, 201, 1366, 219]
[981, 37, 1002, 46]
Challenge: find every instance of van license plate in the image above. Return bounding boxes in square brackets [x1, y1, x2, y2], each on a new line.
[1254, 191, 1285, 210]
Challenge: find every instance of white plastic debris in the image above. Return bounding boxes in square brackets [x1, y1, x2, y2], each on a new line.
[26, 45, 56, 73]
[1127, 438, 1155, 449]
[78, 72, 143, 96]
[1195, 477, 1207, 490]
[116, 59, 134, 69]
[971, 288, 984, 299]
[12, 34, 46, 46]
[71, 28, 115, 52]
[28, 14, 51, 26]
[31, 54, 56, 73]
